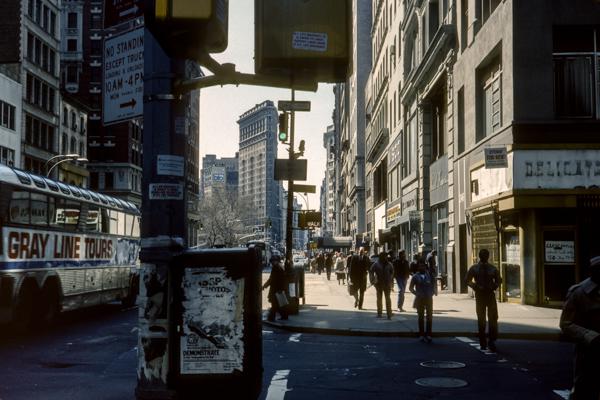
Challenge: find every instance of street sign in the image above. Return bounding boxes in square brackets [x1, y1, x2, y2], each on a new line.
[104, 0, 144, 28]
[274, 159, 307, 181]
[484, 147, 508, 169]
[292, 184, 316, 193]
[299, 211, 322, 229]
[277, 100, 311, 112]
[103, 27, 144, 125]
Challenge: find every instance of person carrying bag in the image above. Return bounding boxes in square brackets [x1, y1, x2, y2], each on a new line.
[262, 254, 288, 321]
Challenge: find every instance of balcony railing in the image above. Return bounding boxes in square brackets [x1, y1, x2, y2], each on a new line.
[366, 127, 389, 162]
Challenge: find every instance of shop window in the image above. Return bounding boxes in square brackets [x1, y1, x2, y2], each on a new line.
[502, 231, 521, 299]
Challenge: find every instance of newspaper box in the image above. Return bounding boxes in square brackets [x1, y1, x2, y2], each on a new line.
[169, 247, 263, 399]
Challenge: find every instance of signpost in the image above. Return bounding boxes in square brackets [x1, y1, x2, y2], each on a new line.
[104, 0, 144, 27]
[277, 100, 311, 112]
[103, 27, 144, 125]
[274, 159, 307, 181]
[291, 184, 316, 193]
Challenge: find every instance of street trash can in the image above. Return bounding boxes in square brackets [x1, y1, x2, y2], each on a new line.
[168, 247, 263, 399]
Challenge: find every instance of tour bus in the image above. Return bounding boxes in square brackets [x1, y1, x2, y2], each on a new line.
[0, 164, 141, 329]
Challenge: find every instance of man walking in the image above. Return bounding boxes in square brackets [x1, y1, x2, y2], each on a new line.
[560, 256, 600, 400]
[370, 252, 394, 319]
[393, 250, 410, 311]
[466, 249, 502, 352]
[426, 250, 438, 294]
[410, 259, 435, 342]
[349, 247, 369, 309]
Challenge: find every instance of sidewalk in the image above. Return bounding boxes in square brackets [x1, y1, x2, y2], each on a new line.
[262, 272, 563, 340]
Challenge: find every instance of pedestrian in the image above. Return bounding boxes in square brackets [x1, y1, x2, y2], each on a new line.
[325, 252, 334, 280]
[370, 251, 394, 319]
[349, 247, 370, 309]
[262, 254, 288, 321]
[409, 258, 435, 342]
[560, 255, 600, 400]
[393, 250, 410, 311]
[310, 257, 317, 274]
[335, 252, 346, 285]
[465, 248, 502, 352]
[317, 252, 324, 275]
[409, 253, 421, 274]
[346, 250, 354, 283]
[426, 249, 438, 294]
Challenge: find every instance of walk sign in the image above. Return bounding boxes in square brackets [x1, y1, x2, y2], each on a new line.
[103, 27, 144, 125]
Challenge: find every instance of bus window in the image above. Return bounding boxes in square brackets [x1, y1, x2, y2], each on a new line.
[53, 198, 81, 231]
[100, 208, 110, 234]
[109, 210, 119, 235]
[9, 190, 30, 225]
[132, 216, 140, 238]
[86, 205, 101, 232]
[30, 193, 48, 226]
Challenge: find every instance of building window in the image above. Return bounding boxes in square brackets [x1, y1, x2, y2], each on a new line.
[105, 172, 114, 189]
[477, 55, 502, 141]
[553, 26, 600, 119]
[62, 133, 68, 154]
[0, 100, 16, 131]
[70, 137, 77, 154]
[475, 0, 500, 28]
[402, 107, 417, 179]
[67, 12, 78, 29]
[457, 87, 465, 154]
[67, 39, 77, 52]
[0, 146, 15, 166]
[430, 85, 447, 161]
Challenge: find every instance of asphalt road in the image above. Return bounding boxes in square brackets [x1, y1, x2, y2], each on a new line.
[0, 307, 574, 400]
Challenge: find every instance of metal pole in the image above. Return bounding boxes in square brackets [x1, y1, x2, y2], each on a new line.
[285, 89, 295, 270]
[136, 28, 187, 400]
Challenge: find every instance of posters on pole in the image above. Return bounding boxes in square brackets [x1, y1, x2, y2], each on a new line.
[180, 267, 245, 375]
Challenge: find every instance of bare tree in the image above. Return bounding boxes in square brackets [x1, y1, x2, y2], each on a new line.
[198, 187, 253, 247]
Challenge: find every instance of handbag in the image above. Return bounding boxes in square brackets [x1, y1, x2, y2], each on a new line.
[347, 282, 357, 296]
[275, 291, 289, 308]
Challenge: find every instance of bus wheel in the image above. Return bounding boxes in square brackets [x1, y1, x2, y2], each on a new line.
[12, 281, 36, 333]
[38, 283, 60, 326]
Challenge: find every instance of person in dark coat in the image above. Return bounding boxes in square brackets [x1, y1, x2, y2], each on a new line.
[262, 254, 288, 321]
[325, 252, 334, 280]
[393, 250, 410, 311]
[317, 252, 325, 275]
[560, 255, 600, 400]
[466, 248, 502, 352]
[370, 252, 394, 319]
[349, 247, 370, 309]
[410, 258, 435, 342]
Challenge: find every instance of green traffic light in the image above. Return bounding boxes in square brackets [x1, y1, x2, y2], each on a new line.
[279, 131, 288, 141]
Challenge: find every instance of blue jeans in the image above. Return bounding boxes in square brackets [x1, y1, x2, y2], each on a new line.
[395, 277, 408, 309]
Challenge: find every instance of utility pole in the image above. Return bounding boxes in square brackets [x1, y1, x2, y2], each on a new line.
[285, 89, 296, 270]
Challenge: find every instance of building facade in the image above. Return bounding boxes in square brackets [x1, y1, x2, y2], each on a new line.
[57, 96, 88, 186]
[237, 101, 282, 244]
[201, 153, 239, 199]
[322, 125, 336, 235]
[0, 69, 22, 168]
[356, 0, 600, 306]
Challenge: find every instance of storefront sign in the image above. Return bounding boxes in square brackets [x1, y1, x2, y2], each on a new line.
[514, 150, 600, 189]
[386, 205, 400, 224]
[388, 134, 402, 168]
[485, 147, 508, 169]
[180, 267, 245, 374]
[402, 189, 418, 212]
[544, 241, 575, 264]
[157, 155, 184, 177]
[149, 183, 184, 200]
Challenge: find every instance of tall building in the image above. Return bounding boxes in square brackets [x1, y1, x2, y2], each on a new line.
[322, 125, 336, 235]
[336, 0, 372, 246]
[201, 153, 239, 199]
[237, 101, 282, 244]
[58, 95, 88, 186]
[0, 0, 62, 175]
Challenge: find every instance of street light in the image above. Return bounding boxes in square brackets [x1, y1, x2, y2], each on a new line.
[45, 154, 88, 177]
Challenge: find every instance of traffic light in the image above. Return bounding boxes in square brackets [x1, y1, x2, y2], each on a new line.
[146, 0, 228, 59]
[278, 113, 288, 142]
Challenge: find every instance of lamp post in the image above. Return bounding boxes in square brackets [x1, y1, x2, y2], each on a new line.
[45, 154, 88, 177]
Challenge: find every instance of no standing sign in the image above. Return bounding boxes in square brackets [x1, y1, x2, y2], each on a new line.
[103, 27, 144, 125]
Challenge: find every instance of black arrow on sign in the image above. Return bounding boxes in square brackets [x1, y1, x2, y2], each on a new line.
[120, 99, 137, 109]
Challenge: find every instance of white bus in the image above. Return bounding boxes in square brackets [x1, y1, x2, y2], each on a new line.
[0, 165, 141, 329]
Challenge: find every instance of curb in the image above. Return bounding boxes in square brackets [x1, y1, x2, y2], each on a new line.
[262, 320, 563, 341]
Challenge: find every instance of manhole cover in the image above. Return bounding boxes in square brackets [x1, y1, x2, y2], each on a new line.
[420, 361, 466, 369]
[415, 377, 468, 388]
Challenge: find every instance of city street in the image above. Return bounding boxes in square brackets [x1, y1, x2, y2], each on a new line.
[0, 303, 574, 399]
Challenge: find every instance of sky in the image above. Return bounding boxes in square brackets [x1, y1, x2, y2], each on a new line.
[198, 1, 334, 209]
